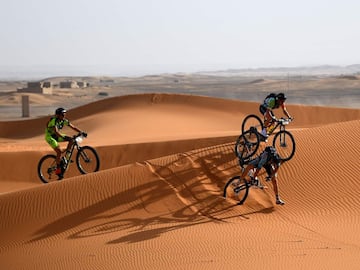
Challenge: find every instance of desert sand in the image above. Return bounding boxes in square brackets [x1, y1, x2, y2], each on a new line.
[1, 87, 360, 269]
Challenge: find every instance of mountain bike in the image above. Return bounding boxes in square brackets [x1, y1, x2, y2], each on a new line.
[37, 132, 100, 183]
[241, 115, 296, 161]
[223, 172, 266, 205]
[223, 160, 282, 205]
[234, 128, 260, 165]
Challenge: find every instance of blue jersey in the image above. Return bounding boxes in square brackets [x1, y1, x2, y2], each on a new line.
[249, 150, 280, 169]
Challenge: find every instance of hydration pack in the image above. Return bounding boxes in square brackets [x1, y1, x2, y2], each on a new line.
[264, 93, 276, 104]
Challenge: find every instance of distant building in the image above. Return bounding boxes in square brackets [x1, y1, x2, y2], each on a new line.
[77, 81, 88, 88]
[100, 79, 114, 83]
[43, 81, 52, 88]
[59, 81, 79, 88]
[17, 81, 52, 94]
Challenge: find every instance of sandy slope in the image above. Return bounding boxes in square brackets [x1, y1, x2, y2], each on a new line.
[1, 93, 360, 269]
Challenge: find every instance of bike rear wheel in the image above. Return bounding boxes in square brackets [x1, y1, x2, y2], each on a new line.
[37, 154, 59, 183]
[241, 114, 264, 135]
[234, 129, 260, 162]
[272, 130, 296, 161]
[223, 176, 250, 205]
[76, 146, 100, 174]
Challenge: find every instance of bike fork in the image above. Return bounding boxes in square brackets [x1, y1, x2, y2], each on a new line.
[79, 149, 91, 163]
[280, 129, 287, 147]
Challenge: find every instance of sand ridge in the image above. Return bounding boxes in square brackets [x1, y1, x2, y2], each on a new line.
[1, 93, 360, 269]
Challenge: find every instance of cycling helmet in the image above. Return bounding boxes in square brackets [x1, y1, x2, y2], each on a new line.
[55, 107, 67, 115]
[276, 93, 287, 101]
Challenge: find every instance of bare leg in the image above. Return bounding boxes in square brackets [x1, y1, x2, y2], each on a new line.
[241, 165, 255, 183]
[262, 110, 275, 136]
[271, 176, 285, 205]
[54, 146, 62, 165]
[65, 141, 73, 152]
[264, 110, 273, 128]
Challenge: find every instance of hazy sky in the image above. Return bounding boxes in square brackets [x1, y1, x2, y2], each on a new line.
[1, 0, 359, 75]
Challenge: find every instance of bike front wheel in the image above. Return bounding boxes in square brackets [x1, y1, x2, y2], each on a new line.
[76, 146, 100, 174]
[272, 130, 296, 161]
[241, 114, 264, 135]
[223, 176, 250, 205]
[234, 129, 260, 161]
[37, 154, 59, 183]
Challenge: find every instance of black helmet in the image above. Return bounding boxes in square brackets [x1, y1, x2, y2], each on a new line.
[55, 107, 67, 115]
[277, 93, 287, 101]
[265, 146, 281, 164]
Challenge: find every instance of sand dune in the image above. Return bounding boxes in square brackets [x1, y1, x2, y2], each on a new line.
[1, 93, 360, 269]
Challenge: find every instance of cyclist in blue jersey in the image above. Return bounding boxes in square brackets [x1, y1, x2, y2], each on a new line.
[240, 146, 285, 205]
[45, 108, 86, 176]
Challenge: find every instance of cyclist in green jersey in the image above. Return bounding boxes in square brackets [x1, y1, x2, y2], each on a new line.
[259, 93, 292, 138]
[45, 107, 86, 176]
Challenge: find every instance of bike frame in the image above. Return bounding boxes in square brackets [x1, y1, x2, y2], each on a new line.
[38, 132, 99, 183]
[62, 135, 83, 171]
[268, 118, 289, 136]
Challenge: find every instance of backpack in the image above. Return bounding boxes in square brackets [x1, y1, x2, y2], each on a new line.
[264, 93, 276, 103]
[263, 93, 277, 108]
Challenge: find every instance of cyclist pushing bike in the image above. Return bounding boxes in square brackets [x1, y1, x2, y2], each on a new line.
[241, 146, 285, 205]
[45, 107, 87, 178]
[259, 93, 293, 139]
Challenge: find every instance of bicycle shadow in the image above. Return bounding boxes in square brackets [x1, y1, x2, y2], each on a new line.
[29, 141, 274, 244]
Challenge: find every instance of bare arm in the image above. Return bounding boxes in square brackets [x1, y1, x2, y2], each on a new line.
[281, 103, 291, 118]
[53, 126, 64, 139]
[69, 122, 82, 133]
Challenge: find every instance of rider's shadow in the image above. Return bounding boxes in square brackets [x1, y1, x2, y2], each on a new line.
[29, 141, 273, 245]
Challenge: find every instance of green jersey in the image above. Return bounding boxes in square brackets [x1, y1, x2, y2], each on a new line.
[45, 117, 70, 138]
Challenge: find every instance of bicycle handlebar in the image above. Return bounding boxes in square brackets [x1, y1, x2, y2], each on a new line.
[74, 132, 87, 137]
[276, 117, 294, 125]
[72, 132, 88, 141]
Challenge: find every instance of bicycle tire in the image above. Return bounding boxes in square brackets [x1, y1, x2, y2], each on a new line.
[37, 154, 59, 183]
[76, 146, 100, 174]
[223, 176, 250, 205]
[234, 129, 260, 161]
[241, 114, 264, 135]
[272, 130, 296, 161]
